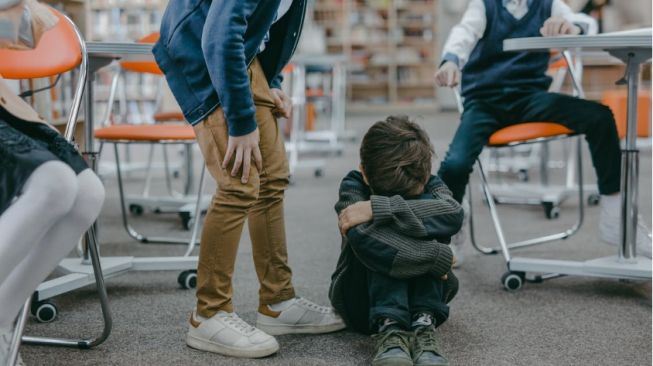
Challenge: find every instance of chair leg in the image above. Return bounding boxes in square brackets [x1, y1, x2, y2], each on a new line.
[470, 138, 586, 258]
[8, 299, 30, 365]
[114, 143, 202, 245]
[22, 225, 113, 348]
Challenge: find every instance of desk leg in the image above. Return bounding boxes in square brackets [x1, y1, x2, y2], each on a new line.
[619, 55, 641, 260]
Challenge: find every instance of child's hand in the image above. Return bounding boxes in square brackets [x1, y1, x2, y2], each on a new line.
[540, 17, 581, 37]
[338, 201, 373, 235]
[271, 88, 292, 119]
[440, 256, 457, 280]
[434, 61, 460, 88]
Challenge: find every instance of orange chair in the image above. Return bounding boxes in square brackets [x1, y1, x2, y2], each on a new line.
[95, 32, 205, 243]
[0, 6, 112, 352]
[457, 51, 590, 291]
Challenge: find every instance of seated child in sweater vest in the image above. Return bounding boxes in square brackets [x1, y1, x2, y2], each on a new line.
[329, 116, 463, 366]
[435, 0, 651, 259]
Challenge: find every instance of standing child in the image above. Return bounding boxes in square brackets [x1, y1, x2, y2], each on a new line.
[330, 116, 463, 366]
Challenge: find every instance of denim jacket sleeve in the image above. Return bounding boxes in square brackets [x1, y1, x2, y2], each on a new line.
[201, 0, 259, 137]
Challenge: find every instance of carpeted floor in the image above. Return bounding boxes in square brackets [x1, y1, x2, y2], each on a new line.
[20, 108, 652, 366]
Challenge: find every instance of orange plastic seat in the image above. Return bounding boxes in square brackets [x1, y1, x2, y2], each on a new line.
[0, 9, 81, 79]
[153, 111, 185, 122]
[95, 124, 195, 142]
[120, 33, 162, 75]
[488, 122, 574, 147]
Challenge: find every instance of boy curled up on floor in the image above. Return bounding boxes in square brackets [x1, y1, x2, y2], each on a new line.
[329, 116, 463, 366]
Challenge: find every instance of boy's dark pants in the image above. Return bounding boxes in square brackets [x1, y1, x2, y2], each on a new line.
[339, 254, 458, 334]
[438, 90, 622, 203]
[368, 271, 452, 330]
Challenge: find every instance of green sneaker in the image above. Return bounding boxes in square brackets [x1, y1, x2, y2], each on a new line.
[371, 329, 414, 366]
[412, 326, 448, 366]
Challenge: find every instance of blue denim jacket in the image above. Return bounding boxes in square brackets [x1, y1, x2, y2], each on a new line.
[153, 0, 307, 136]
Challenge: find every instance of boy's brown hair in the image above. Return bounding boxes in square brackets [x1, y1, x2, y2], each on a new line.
[360, 115, 433, 197]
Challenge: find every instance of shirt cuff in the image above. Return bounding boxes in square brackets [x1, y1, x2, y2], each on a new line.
[574, 22, 588, 35]
[440, 52, 460, 68]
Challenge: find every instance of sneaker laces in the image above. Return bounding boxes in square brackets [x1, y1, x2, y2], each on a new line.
[372, 329, 411, 355]
[222, 313, 257, 335]
[297, 298, 332, 314]
[413, 326, 441, 355]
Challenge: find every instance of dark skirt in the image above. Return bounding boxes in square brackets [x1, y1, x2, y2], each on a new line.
[0, 107, 88, 215]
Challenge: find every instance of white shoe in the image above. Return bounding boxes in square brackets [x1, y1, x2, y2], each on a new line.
[599, 195, 652, 258]
[450, 199, 469, 268]
[256, 297, 346, 335]
[186, 311, 279, 358]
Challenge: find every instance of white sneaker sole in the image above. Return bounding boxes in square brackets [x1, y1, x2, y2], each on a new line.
[256, 318, 346, 336]
[186, 333, 279, 358]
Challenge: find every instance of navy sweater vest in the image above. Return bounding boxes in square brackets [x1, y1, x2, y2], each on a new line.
[461, 0, 553, 98]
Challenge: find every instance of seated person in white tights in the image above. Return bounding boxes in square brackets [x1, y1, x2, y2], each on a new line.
[0, 77, 106, 365]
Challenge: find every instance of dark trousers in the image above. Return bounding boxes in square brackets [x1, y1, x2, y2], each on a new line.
[437, 90, 622, 203]
[368, 270, 451, 331]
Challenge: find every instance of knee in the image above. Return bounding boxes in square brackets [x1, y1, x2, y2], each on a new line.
[215, 184, 260, 209]
[27, 162, 79, 217]
[592, 104, 617, 130]
[440, 154, 474, 178]
[68, 171, 106, 225]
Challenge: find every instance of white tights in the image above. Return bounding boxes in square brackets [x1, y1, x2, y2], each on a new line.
[0, 162, 105, 327]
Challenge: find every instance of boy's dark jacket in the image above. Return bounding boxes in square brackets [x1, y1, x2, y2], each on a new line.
[329, 170, 463, 332]
[153, 0, 307, 136]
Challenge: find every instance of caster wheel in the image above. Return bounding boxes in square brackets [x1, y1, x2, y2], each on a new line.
[517, 169, 529, 182]
[314, 168, 323, 178]
[501, 271, 524, 292]
[179, 212, 191, 230]
[129, 204, 144, 216]
[543, 202, 560, 219]
[587, 193, 600, 206]
[31, 300, 58, 323]
[178, 270, 197, 289]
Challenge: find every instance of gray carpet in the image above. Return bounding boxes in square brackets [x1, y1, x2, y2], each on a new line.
[21, 108, 652, 366]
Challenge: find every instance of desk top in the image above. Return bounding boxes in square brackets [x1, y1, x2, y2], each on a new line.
[86, 41, 154, 60]
[504, 28, 652, 52]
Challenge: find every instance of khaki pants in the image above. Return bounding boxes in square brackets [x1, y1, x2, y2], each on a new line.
[193, 58, 295, 317]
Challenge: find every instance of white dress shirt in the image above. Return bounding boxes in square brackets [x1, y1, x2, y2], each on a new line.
[442, 0, 598, 68]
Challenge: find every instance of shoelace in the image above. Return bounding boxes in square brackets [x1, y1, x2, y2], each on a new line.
[372, 329, 411, 354]
[297, 298, 331, 314]
[223, 313, 256, 335]
[414, 326, 440, 354]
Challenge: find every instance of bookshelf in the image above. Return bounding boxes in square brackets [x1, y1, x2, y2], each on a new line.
[312, 0, 439, 106]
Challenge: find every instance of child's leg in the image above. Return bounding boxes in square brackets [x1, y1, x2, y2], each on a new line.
[515, 91, 621, 196]
[367, 270, 411, 330]
[408, 275, 452, 366]
[514, 92, 651, 256]
[368, 271, 413, 366]
[437, 100, 502, 202]
[408, 275, 451, 328]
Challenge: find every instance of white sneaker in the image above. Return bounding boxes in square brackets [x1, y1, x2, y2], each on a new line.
[256, 297, 346, 335]
[599, 195, 652, 258]
[186, 311, 279, 358]
[450, 199, 469, 268]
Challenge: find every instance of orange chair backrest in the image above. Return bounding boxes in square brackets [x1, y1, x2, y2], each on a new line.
[0, 8, 82, 79]
[120, 32, 162, 75]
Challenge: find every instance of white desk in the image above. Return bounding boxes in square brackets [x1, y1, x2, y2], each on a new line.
[500, 30, 652, 283]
